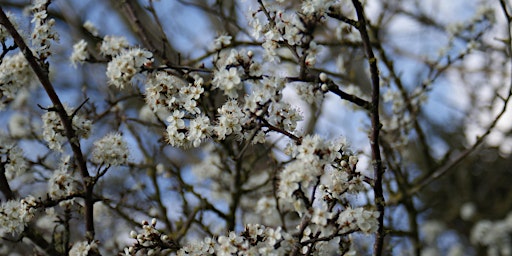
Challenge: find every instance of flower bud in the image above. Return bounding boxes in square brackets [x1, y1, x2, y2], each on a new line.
[319, 72, 327, 82]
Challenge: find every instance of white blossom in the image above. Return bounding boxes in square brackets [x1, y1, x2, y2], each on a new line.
[337, 207, 380, 235]
[30, 4, 59, 57]
[83, 20, 99, 37]
[70, 39, 89, 67]
[42, 105, 92, 152]
[460, 202, 477, 221]
[295, 82, 324, 106]
[256, 197, 276, 215]
[4, 144, 27, 179]
[92, 133, 129, 166]
[212, 67, 242, 98]
[48, 155, 78, 199]
[301, 0, 336, 16]
[0, 52, 37, 109]
[8, 113, 32, 138]
[0, 196, 37, 236]
[213, 34, 232, 50]
[100, 35, 130, 56]
[166, 110, 187, 147]
[214, 99, 246, 140]
[69, 241, 99, 256]
[188, 115, 211, 147]
[106, 48, 153, 89]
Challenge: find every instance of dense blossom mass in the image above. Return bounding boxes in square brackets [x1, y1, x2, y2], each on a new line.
[0, 0, 509, 255]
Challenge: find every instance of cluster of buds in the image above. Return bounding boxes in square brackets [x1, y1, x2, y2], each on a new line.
[123, 218, 176, 255]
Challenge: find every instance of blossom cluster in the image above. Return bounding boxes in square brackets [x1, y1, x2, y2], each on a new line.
[0, 52, 37, 110]
[48, 155, 79, 200]
[278, 135, 345, 206]
[471, 212, 512, 256]
[30, 0, 59, 57]
[91, 132, 129, 166]
[145, 72, 203, 113]
[69, 240, 99, 256]
[106, 48, 153, 89]
[0, 196, 37, 236]
[0, 135, 28, 179]
[178, 224, 293, 256]
[41, 105, 92, 151]
[249, 2, 323, 64]
[123, 218, 175, 256]
[337, 207, 380, 234]
[100, 35, 130, 57]
[70, 39, 88, 67]
[0, 0, 507, 254]
[152, 45, 305, 148]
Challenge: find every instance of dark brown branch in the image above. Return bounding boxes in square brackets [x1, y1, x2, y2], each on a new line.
[327, 9, 359, 28]
[326, 81, 371, 110]
[350, 1, 385, 255]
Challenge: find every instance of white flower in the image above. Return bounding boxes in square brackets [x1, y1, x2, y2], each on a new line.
[42, 105, 92, 152]
[106, 48, 153, 89]
[0, 52, 36, 109]
[69, 241, 98, 256]
[214, 99, 246, 140]
[264, 227, 282, 246]
[3, 144, 27, 179]
[213, 35, 232, 50]
[337, 207, 380, 235]
[30, 9, 59, 57]
[301, 0, 335, 16]
[145, 71, 181, 111]
[295, 82, 324, 106]
[212, 67, 242, 98]
[188, 115, 211, 147]
[49, 155, 78, 199]
[83, 21, 99, 36]
[267, 101, 302, 132]
[311, 206, 330, 226]
[100, 35, 129, 56]
[8, 113, 31, 138]
[460, 202, 476, 221]
[0, 196, 37, 236]
[166, 110, 187, 147]
[256, 197, 276, 215]
[70, 39, 89, 67]
[92, 133, 129, 166]
[277, 164, 301, 202]
[216, 234, 238, 256]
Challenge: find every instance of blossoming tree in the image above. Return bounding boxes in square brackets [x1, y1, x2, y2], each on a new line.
[0, 0, 511, 255]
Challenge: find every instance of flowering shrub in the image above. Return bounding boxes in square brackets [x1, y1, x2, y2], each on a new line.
[0, 0, 511, 255]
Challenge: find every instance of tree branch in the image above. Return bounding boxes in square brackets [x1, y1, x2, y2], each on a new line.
[351, 1, 385, 255]
[0, 7, 95, 241]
